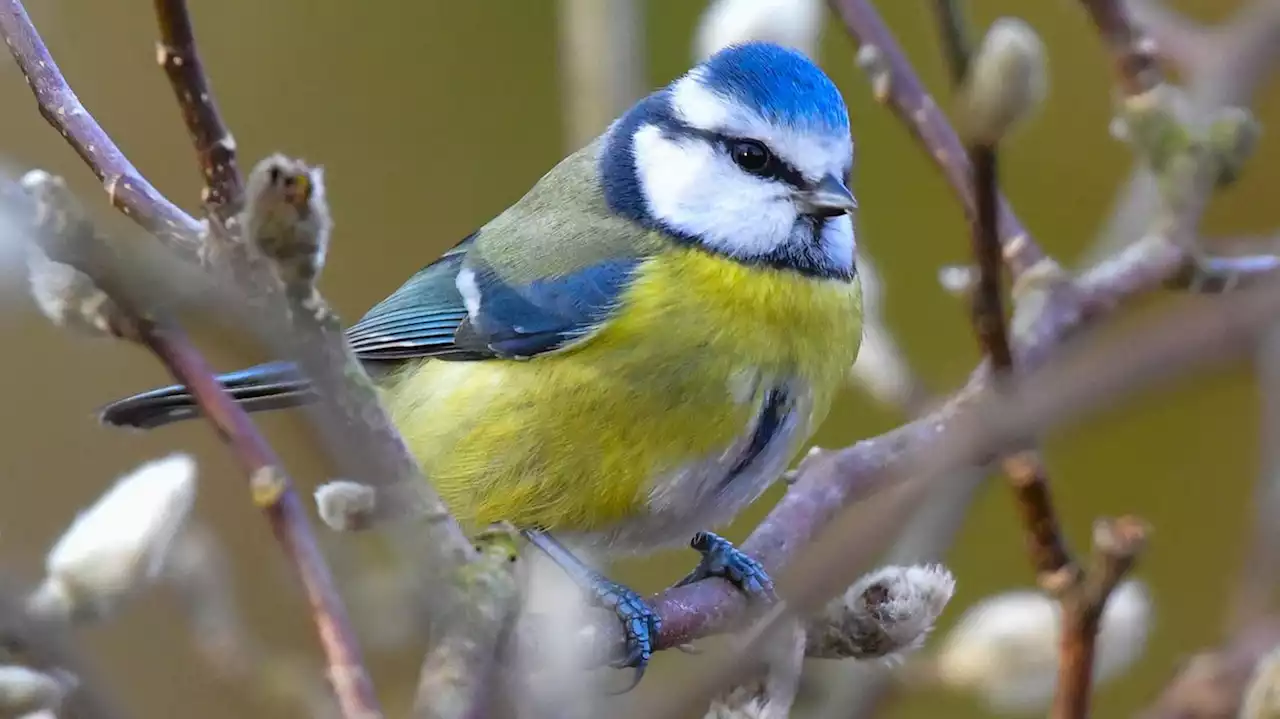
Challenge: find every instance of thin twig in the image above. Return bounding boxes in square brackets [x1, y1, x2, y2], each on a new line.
[2, 3, 498, 715]
[931, 0, 972, 85]
[588, 218, 1247, 660]
[637, 272, 1280, 717]
[962, 72, 1108, 717]
[1054, 517, 1149, 718]
[5, 0, 475, 561]
[1090, 0, 1280, 260]
[1139, 619, 1280, 718]
[8, 0, 1280, 706]
[828, 0, 1048, 279]
[1077, 0, 1163, 96]
[152, 0, 243, 229]
[140, 322, 382, 719]
[1231, 327, 1280, 631]
[968, 145, 1014, 372]
[9, 173, 383, 719]
[0, 0, 204, 254]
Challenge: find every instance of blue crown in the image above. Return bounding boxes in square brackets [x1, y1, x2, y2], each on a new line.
[694, 42, 849, 136]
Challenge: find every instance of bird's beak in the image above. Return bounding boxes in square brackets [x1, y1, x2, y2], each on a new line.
[795, 175, 857, 218]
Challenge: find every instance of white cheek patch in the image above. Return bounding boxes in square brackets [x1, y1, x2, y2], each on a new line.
[633, 124, 798, 258]
[669, 75, 852, 183]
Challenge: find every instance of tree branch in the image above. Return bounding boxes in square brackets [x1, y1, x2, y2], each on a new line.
[0, 2, 516, 716]
[7, 172, 382, 718]
[140, 322, 382, 718]
[152, 0, 243, 229]
[1077, 0, 1163, 96]
[955, 13, 1145, 714]
[931, 0, 973, 85]
[1091, 0, 1280, 261]
[7, 0, 1280, 714]
[3, 0, 476, 565]
[0, 1, 204, 254]
[828, 0, 1049, 279]
[595, 0, 1261, 665]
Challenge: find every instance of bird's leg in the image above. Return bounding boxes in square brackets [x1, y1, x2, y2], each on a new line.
[672, 531, 776, 600]
[520, 528, 660, 692]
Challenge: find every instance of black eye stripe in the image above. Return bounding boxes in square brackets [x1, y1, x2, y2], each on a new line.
[658, 122, 808, 189]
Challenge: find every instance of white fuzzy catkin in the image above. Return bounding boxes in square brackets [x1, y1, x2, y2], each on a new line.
[933, 579, 1152, 714]
[31, 454, 198, 622]
[1241, 644, 1280, 719]
[694, 0, 823, 60]
[959, 17, 1048, 145]
[25, 245, 116, 338]
[314, 480, 377, 532]
[242, 155, 331, 294]
[808, 563, 957, 661]
[0, 666, 69, 717]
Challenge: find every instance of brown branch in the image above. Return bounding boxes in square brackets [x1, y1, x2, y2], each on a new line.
[7, 173, 382, 719]
[1231, 326, 1280, 632]
[1139, 620, 1280, 719]
[140, 322, 381, 719]
[5, 0, 475, 567]
[1, 3, 499, 716]
[6, 1, 1279, 713]
[1090, 0, 1280, 261]
[592, 220, 1234, 661]
[1078, 0, 1163, 96]
[959, 38, 1123, 712]
[968, 146, 1014, 372]
[931, 0, 972, 85]
[152, 0, 243, 229]
[828, 0, 1048, 279]
[0, 0, 203, 255]
[1054, 517, 1150, 718]
[636, 268, 1280, 717]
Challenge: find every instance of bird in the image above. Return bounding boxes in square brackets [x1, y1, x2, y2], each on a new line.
[101, 41, 862, 685]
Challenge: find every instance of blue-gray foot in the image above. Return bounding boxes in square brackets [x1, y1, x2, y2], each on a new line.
[519, 528, 660, 692]
[674, 531, 776, 600]
[586, 572, 662, 693]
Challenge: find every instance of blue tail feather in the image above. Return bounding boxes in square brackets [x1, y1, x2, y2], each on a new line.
[99, 360, 316, 429]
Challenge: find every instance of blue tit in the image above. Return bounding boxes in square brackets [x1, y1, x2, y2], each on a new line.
[101, 41, 862, 682]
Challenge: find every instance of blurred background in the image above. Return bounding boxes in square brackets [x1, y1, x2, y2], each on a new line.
[0, 0, 1275, 717]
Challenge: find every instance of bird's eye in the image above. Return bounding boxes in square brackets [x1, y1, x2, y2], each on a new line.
[729, 139, 773, 175]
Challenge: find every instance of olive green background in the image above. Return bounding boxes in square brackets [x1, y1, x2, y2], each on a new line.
[0, 1, 1274, 717]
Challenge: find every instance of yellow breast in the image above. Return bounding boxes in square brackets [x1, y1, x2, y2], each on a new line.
[382, 246, 862, 535]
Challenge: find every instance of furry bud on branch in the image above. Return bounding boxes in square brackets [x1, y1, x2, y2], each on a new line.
[314, 480, 377, 532]
[242, 154, 331, 298]
[694, 0, 824, 60]
[25, 245, 121, 339]
[931, 579, 1152, 713]
[806, 563, 956, 661]
[1241, 644, 1280, 719]
[30, 454, 198, 622]
[957, 17, 1048, 146]
[0, 665, 72, 718]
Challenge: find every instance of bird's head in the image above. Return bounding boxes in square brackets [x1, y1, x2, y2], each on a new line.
[601, 42, 856, 280]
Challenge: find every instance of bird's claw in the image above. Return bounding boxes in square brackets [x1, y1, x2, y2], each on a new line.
[674, 531, 777, 601]
[588, 573, 660, 694]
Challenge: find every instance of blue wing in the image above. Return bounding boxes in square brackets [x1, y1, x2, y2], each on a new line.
[100, 139, 650, 429]
[344, 234, 485, 360]
[100, 232, 641, 428]
[346, 234, 638, 361]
